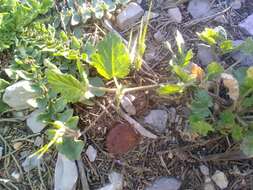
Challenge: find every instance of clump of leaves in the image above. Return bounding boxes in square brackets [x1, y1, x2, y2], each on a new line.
[0, 0, 54, 51]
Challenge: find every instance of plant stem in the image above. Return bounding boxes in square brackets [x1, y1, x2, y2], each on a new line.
[123, 84, 160, 93]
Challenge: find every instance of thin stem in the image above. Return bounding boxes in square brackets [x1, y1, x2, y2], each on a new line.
[88, 85, 117, 93]
[113, 76, 120, 89]
[123, 84, 160, 93]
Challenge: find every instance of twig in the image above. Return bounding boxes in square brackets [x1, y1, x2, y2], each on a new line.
[111, 104, 157, 139]
[183, 7, 231, 27]
[77, 160, 90, 190]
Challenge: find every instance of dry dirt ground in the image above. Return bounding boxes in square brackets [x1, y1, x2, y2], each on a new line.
[1, 0, 253, 190]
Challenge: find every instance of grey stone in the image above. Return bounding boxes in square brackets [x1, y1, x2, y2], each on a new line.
[232, 40, 253, 66]
[145, 177, 181, 190]
[168, 7, 182, 23]
[120, 95, 136, 115]
[34, 137, 43, 147]
[211, 170, 229, 189]
[200, 165, 210, 176]
[22, 154, 41, 172]
[85, 145, 97, 162]
[144, 110, 168, 133]
[0, 146, 3, 158]
[197, 44, 216, 66]
[231, 0, 242, 9]
[54, 153, 78, 190]
[239, 14, 253, 36]
[187, 0, 211, 19]
[116, 2, 144, 30]
[143, 11, 159, 21]
[2, 80, 38, 110]
[26, 110, 46, 133]
[154, 31, 165, 43]
[11, 171, 21, 181]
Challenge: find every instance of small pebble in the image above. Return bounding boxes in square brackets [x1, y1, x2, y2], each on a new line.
[11, 171, 21, 181]
[85, 145, 97, 162]
[13, 142, 23, 150]
[145, 177, 182, 190]
[0, 146, 3, 158]
[200, 165, 210, 176]
[168, 7, 182, 23]
[34, 137, 43, 147]
[211, 170, 229, 189]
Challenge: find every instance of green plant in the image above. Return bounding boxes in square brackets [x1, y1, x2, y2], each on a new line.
[0, 0, 53, 51]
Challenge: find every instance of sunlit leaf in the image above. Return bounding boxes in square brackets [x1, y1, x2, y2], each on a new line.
[189, 116, 214, 136]
[241, 132, 253, 157]
[91, 33, 131, 80]
[207, 62, 224, 80]
[157, 84, 184, 95]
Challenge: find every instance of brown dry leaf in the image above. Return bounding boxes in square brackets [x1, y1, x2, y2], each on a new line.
[191, 63, 205, 81]
[221, 73, 239, 101]
[106, 123, 140, 155]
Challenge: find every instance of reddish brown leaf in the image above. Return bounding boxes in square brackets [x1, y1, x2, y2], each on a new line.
[106, 123, 140, 155]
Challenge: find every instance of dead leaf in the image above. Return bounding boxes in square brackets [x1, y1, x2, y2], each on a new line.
[106, 123, 140, 155]
[191, 63, 205, 81]
[221, 73, 239, 101]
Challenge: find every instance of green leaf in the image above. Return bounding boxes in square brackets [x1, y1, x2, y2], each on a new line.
[219, 111, 235, 125]
[65, 116, 79, 129]
[0, 98, 9, 113]
[197, 28, 219, 46]
[241, 132, 253, 157]
[233, 67, 247, 85]
[89, 77, 105, 97]
[56, 109, 74, 122]
[242, 96, 253, 108]
[220, 40, 233, 54]
[71, 36, 81, 49]
[157, 84, 184, 95]
[182, 49, 193, 66]
[173, 65, 192, 82]
[0, 78, 9, 92]
[53, 97, 67, 113]
[231, 125, 243, 141]
[56, 137, 84, 160]
[47, 69, 87, 102]
[90, 33, 131, 80]
[207, 62, 224, 80]
[189, 116, 214, 136]
[239, 37, 253, 55]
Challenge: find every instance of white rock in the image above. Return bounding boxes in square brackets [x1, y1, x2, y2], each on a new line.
[11, 171, 21, 181]
[204, 182, 215, 190]
[197, 44, 216, 66]
[98, 172, 123, 190]
[0, 146, 3, 158]
[232, 40, 253, 66]
[211, 170, 229, 189]
[85, 145, 97, 162]
[120, 95, 136, 115]
[145, 177, 182, 190]
[2, 80, 38, 110]
[168, 7, 182, 23]
[34, 137, 43, 147]
[239, 14, 253, 36]
[187, 0, 211, 19]
[231, 0, 242, 9]
[200, 165, 210, 176]
[54, 153, 78, 190]
[144, 110, 168, 133]
[26, 110, 46, 133]
[22, 154, 41, 172]
[116, 2, 144, 30]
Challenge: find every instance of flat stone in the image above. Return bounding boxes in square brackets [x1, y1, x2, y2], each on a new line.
[116, 2, 144, 30]
[85, 145, 97, 162]
[144, 110, 168, 133]
[232, 40, 253, 66]
[231, 0, 242, 9]
[54, 153, 78, 190]
[211, 170, 229, 189]
[2, 80, 38, 110]
[22, 154, 41, 172]
[26, 110, 46, 133]
[168, 7, 182, 23]
[197, 44, 216, 66]
[145, 177, 181, 190]
[11, 171, 21, 181]
[187, 0, 211, 19]
[239, 14, 253, 36]
[204, 182, 215, 190]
